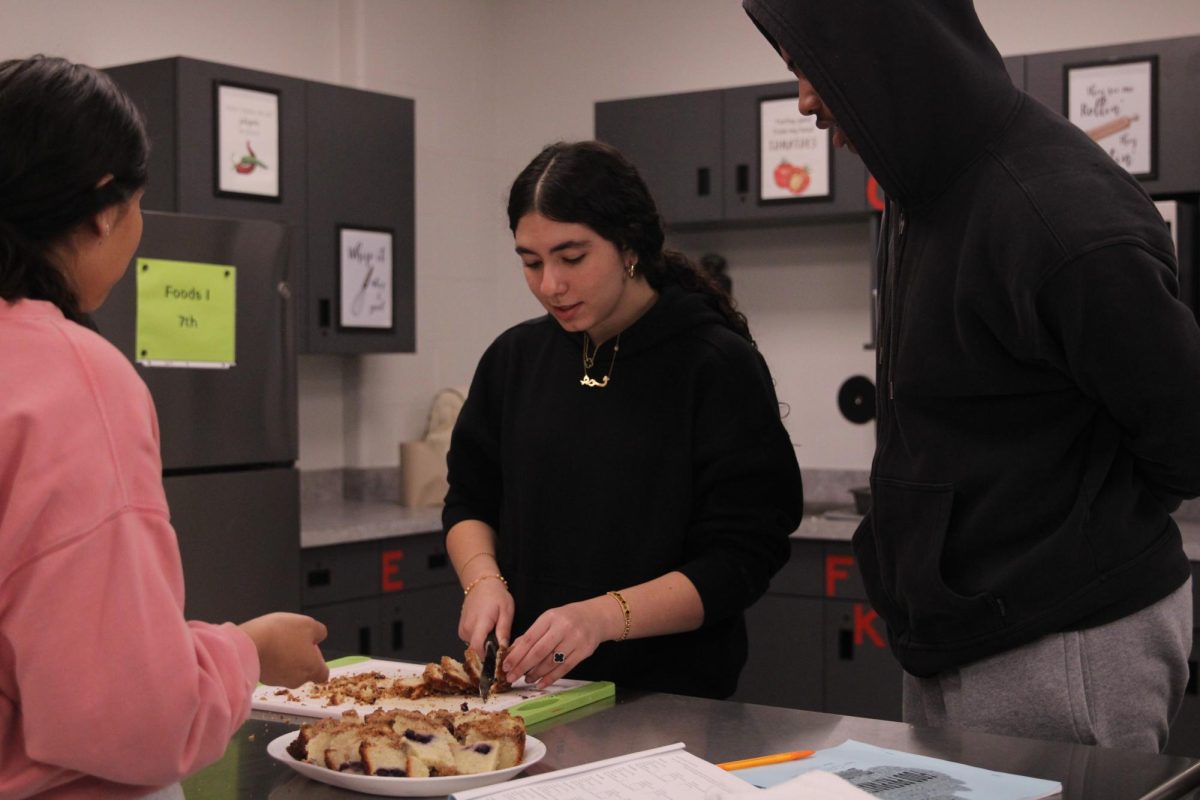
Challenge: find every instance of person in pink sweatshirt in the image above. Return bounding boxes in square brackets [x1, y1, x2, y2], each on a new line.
[0, 56, 331, 798]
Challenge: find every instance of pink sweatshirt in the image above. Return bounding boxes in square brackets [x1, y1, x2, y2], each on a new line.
[0, 299, 260, 799]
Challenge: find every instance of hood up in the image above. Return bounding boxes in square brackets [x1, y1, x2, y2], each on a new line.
[743, 0, 1022, 207]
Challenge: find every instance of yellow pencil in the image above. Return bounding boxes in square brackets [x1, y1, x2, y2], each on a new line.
[717, 750, 816, 771]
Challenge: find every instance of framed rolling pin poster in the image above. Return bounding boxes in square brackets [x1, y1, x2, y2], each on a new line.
[1064, 56, 1157, 180]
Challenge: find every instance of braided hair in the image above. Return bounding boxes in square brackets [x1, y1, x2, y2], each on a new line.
[506, 140, 752, 343]
[0, 55, 149, 323]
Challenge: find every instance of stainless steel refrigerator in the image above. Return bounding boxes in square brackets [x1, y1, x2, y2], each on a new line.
[91, 210, 300, 623]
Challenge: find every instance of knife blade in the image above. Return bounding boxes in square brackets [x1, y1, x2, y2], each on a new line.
[478, 633, 499, 702]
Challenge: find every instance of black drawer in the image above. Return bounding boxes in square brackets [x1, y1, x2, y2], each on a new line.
[378, 584, 464, 663]
[301, 541, 378, 606]
[823, 542, 869, 600]
[308, 598, 381, 660]
[768, 539, 824, 597]
[378, 532, 455, 593]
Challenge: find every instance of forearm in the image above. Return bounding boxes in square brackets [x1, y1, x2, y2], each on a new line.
[586, 571, 704, 642]
[447, 519, 501, 588]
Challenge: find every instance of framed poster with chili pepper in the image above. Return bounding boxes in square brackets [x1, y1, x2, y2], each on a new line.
[758, 95, 832, 203]
[338, 225, 394, 331]
[214, 81, 281, 200]
[1063, 56, 1157, 180]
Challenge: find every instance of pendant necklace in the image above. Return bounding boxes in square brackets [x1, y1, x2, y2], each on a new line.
[580, 333, 620, 388]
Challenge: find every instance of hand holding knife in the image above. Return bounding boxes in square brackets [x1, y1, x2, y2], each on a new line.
[478, 632, 500, 701]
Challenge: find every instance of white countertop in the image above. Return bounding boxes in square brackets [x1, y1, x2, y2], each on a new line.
[300, 500, 442, 548]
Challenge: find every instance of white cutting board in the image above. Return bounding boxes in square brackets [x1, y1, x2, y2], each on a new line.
[251, 658, 592, 719]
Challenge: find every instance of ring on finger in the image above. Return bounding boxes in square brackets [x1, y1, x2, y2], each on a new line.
[553, 651, 566, 664]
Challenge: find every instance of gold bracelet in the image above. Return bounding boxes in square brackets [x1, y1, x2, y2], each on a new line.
[460, 551, 496, 571]
[607, 590, 631, 641]
[463, 573, 507, 598]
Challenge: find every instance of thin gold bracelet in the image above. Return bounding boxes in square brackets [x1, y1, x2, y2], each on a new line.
[459, 551, 496, 572]
[463, 573, 507, 598]
[607, 590, 631, 641]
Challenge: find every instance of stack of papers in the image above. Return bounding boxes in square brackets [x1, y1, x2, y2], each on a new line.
[450, 744, 742, 799]
[448, 743, 867, 799]
[720, 770, 873, 798]
[735, 740, 1062, 799]
[448, 738, 1060, 799]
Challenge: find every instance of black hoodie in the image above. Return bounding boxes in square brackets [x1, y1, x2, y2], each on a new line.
[745, 0, 1200, 675]
[444, 285, 803, 698]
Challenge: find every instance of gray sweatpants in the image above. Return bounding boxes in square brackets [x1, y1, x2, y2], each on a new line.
[903, 577, 1193, 753]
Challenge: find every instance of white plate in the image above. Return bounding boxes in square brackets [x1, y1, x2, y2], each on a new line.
[267, 730, 545, 797]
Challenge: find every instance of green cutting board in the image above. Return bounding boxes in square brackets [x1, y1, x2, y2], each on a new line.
[506, 680, 616, 725]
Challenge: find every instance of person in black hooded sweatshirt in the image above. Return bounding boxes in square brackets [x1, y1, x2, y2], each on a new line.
[442, 140, 803, 700]
[743, 1, 1200, 752]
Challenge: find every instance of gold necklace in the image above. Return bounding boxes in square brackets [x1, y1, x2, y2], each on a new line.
[580, 333, 620, 388]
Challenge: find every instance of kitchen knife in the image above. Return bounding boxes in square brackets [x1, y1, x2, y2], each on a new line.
[478, 633, 499, 702]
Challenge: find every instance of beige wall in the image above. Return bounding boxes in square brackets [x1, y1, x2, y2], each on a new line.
[3, 0, 1199, 471]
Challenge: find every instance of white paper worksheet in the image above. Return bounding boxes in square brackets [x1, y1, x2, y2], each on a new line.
[449, 743, 750, 800]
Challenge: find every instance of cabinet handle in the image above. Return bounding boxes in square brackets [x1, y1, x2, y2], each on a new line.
[392, 620, 404, 651]
[697, 167, 711, 197]
[306, 568, 331, 587]
[736, 164, 750, 194]
[319, 298, 331, 328]
[838, 629, 854, 661]
[358, 627, 372, 656]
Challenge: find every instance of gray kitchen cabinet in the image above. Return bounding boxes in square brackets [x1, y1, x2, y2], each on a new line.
[1024, 35, 1200, 196]
[767, 536, 825, 597]
[165, 467, 300, 622]
[306, 598, 381, 661]
[595, 89, 726, 227]
[597, 84, 872, 228]
[104, 57, 416, 355]
[300, 531, 460, 662]
[103, 57, 308, 229]
[732, 537, 903, 720]
[720, 81, 871, 224]
[378, 584, 466, 663]
[301, 541, 380, 608]
[819, 542, 903, 721]
[597, 56, 1026, 231]
[377, 532, 456, 593]
[823, 599, 902, 721]
[738, 594, 824, 710]
[822, 541, 870, 601]
[1005, 55, 1026, 89]
[304, 81, 415, 355]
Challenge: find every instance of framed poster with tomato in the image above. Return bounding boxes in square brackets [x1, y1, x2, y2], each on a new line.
[214, 82, 281, 200]
[759, 95, 831, 203]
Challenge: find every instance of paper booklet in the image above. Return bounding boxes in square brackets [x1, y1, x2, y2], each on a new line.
[447, 742, 868, 800]
[449, 739, 1061, 800]
[733, 739, 1062, 800]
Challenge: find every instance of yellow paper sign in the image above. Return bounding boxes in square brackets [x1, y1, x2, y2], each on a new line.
[135, 258, 237, 368]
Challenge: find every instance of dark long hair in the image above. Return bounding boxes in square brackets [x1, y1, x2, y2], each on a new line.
[506, 140, 752, 343]
[0, 56, 149, 323]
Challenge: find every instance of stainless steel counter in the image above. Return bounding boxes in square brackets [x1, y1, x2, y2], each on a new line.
[185, 691, 1200, 799]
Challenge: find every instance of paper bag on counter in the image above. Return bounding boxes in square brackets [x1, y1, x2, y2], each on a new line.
[399, 440, 449, 507]
[398, 386, 467, 508]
